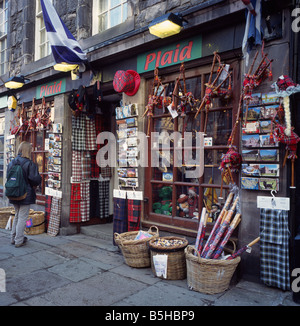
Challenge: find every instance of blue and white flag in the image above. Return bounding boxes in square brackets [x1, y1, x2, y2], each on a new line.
[242, 0, 263, 66]
[40, 0, 87, 65]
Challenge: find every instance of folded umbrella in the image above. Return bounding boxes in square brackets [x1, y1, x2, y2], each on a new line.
[226, 236, 260, 260]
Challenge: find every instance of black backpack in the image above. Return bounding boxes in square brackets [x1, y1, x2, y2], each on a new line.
[5, 160, 28, 200]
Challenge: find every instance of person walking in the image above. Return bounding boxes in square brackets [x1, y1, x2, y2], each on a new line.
[7, 141, 42, 247]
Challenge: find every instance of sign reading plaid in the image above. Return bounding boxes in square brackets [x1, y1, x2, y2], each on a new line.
[260, 208, 290, 290]
[127, 199, 141, 231]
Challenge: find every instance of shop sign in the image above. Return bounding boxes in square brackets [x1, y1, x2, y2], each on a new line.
[36, 78, 66, 99]
[137, 36, 202, 73]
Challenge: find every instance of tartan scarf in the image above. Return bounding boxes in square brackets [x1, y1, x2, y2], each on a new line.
[44, 195, 52, 230]
[127, 199, 141, 231]
[99, 180, 110, 219]
[260, 208, 290, 290]
[70, 183, 81, 223]
[113, 197, 127, 245]
[47, 198, 62, 236]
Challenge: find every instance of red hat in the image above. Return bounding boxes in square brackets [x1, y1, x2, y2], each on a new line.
[113, 70, 141, 96]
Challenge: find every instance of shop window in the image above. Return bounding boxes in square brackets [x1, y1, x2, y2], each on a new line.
[145, 62, 239, 232]
[92, 0, 128, 35]
[0, 0, 8, 75]
[35, 0, 51, 60]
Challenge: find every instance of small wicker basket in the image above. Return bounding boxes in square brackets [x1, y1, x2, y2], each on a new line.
[149, 236, 188, 280]
[114, 226, 159, 268]
[25, 211, 45, 235]
[0, 207, 14, 229]
[185, 245, 240, 294]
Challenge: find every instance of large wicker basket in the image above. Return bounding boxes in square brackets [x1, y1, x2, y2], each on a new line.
[25, 211, 45, 235]
[149, 236, 188, 280]
[185, 245, 241, 294]
[114, 226, 159, 268]
[0, 207, 14, 229]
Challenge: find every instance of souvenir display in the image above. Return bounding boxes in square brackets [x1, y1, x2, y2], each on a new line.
[116, 103, 140, 190]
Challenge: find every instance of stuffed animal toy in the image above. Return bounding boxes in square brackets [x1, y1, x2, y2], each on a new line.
[177, 194, 189, 218]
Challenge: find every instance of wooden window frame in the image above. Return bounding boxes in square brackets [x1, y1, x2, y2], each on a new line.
[143, 60, 241, 236]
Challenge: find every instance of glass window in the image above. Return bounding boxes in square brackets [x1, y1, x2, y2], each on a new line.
[145, 63, 238, 231]
[93, 0, 128, 34]
[0, 0, 8, 75]
[35, 0, 51, 60]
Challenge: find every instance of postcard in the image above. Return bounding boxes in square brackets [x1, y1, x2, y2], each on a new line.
[248, 93, 262, 106]
[260, 105, 279, 119]
[243, 121, 260, 134]
[242, 134, 260, 147]
[242, 149, 259, 161]
[259, 149, 279, 161]
[259, 164, 280, 177]
[241, 164, 260, 177]
[241, 177, 259, 190]
[117, 168, 128, 178]
[127, 168, 138, 178]
[127, 137, 138, 147]
[259, 178, 279, 191]
[244, 106, 261, 120]
[259, 120, 272, 133]
[261, 92, 278, 104]
[127, 127, 138, 138]
[259, 134, 278, 147]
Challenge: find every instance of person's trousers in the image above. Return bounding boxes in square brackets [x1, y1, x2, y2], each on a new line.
[11, 204, 30, 245]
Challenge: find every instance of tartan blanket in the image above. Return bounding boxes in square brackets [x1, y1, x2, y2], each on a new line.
[260, 208, 290, 290]
[99, 180, 110, 219]
[127, 199, 141, 231]
[70, 183, 81, 223]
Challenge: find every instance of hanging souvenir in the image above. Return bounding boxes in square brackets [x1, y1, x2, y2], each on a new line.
[194, 52, 232, 133]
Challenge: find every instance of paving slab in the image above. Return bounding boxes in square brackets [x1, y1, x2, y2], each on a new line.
[47, 257, 101, 282]
[23, 271, 148, 306]
[6, 269, 71, 301]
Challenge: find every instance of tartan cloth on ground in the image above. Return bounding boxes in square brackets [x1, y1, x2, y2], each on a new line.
[47, 198, 62, 236]
[70, 183, 81, 223]
[80, 181, 90, 222]
[260, 208, 290, 291]
[85, 116, 97, 151]
[44, 195, 52, 230]
[113, 197, 127, 245]
[99, 179, 110, 219]
[90, 180, 100, 218]
[127, 199, 141, 231]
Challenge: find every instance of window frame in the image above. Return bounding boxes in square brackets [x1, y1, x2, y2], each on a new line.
[35, 0, 51, 61]
[143, 60, 241, 235]
[92, 0, 128, 35]
[0, 0, 8, 75]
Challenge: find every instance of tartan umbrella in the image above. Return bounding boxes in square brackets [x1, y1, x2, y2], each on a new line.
[212, 213, 241, 259]
[194, 208, 208, 255]
[226, 237, 260, 260]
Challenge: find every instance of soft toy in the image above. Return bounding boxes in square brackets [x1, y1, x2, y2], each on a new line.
[177, 194, 189, 218]
[188, 187, 198, 217]
[152, 186, 173, 215]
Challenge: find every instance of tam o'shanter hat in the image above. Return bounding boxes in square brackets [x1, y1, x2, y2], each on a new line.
[113, 70, 141, 96]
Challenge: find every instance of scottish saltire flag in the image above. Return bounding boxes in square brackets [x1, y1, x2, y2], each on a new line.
[40, 0, 87, 65]
[242, 0, 263, 66]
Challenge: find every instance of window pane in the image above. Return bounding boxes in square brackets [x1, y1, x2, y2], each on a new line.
[110, 6, 122, 28]
[99, 0, 108, 13]
[0, 135, 4, 152]
[176, 185, 199, 219]
[99, 12, 108, 32]
[0, 171, 3, 190]
[152, 184, 173, 215]
[205, 110, 232, 145]
[0, 153, 3, 170]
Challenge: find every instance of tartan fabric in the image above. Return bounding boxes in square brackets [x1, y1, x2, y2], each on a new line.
[47, 198, 62, 236]
[100, 166, 112, 179]
[90, 180, 100, 218]
[113, 70, 134, 93]
[85, 116, 97, 151]
[113, 197, 127, 245]
[90, 151, 100, 178]
[82, 151, 91, 180]
[44, 195, 52, 230]
[260, 208, 290, 291]
[70, 183, 81, 223]
[127, 199, 141, 231]
[99, 179, 110, 219]
[72, 114, 86, 151]
[72, 151, 82, 182]
[80, 181, 90, 222]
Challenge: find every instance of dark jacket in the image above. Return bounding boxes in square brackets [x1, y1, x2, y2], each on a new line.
[7, 154, 42, 205]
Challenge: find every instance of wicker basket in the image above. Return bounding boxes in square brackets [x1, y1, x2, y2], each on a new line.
[185, 245, 241, 294]
[114, 226, 159, 268]
[149, 236, 188, 280]
[0, 207, 14, 229]
[25, 211, 45, 235]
